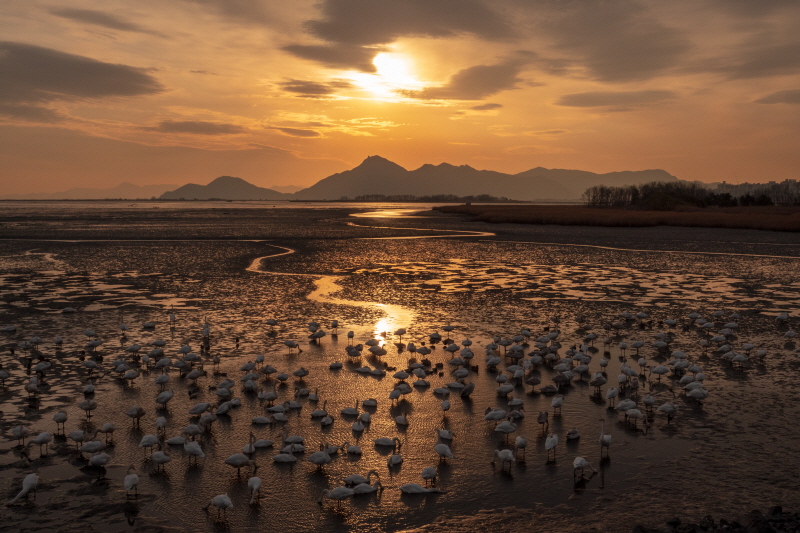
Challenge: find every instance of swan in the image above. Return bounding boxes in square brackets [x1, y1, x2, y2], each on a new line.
[436, 428, 453, 440]
[537, 411, 549, 433]
[7, 473, 38, 505]
[273, 444, 300, 463]
[387, 453, 403, 467]
[248, 476, 262, 504]
[155, 388, 174, 407]
[203, 494, 233, 517]
[545, 433, 558, 462]
[514, 436, 528, 461]
[400, 483, 446, 494]
[308, 448, 332, 470]
[151, 443, 172, 472]
[657, 402, 678, 422]
[599, 418, 612, 457]
[124, 465, 139, 498]
[281, 443, 306, 453]
[126, 406, 146, 427]
[493, 449, 514, 470]
[12, 425, 29, 446]
[566, 428, 581, 440]
[53, 411, 68, 434]
[89, 452, 111, 478]
[434, 443, 453, 462]
[551, 394, 564, 416]
[494, 420, 517, 443]
[340, 401, 359, 416]
[318, 487, 354, 508]
[31, 432, 53, 456]
[374, 437, 402, 448]
[344, 469, 379, 486]
[421, 466, 437, 486]
[184, 440, 205, 463]
[139, 434, 159, 455]
[573, 457, 596, 479]
[225, 453, 257, 475]
[243, 432, 257, 454]
[353, 479, 382, 494]
[311, 400, 328, 418]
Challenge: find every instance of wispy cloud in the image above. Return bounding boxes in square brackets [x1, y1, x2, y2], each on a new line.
[147, 120, 247, 135]
[556, 90, 676, 108]
[50, 8, 166, 37]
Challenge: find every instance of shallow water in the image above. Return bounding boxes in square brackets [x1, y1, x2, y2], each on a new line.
[0, 204, 799, 532]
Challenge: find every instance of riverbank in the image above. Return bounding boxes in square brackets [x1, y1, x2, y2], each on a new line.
[434, 204, 800, 232]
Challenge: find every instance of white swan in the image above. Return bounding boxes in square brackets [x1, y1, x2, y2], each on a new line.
[353, 479, 382, 494]
[203, 494, 233, 517]
[318, 486, 354, 508]
[344, 469, 379, 486]
[248, 476, 262, 504]
[400, 483, 446, 494]
[124, 465, 139, 498]
[599, 418, 612, 457]
[7, 473, 38, 505]
[374, 437, 401, 448]
[434, 443, 453, 462]
[493, 449, 514, 470]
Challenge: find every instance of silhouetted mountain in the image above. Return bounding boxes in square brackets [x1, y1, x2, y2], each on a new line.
[292, 156, 677, 200]
[515, 167, 678, 196]
[0, 182, 177, 200]
[159, 176, 289, 200]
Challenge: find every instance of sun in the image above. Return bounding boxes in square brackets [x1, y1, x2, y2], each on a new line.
[373, 53, 415, 85]
[345, 52, 423, 99]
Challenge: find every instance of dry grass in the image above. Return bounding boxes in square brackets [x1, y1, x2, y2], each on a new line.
[434, 205, 800, 232]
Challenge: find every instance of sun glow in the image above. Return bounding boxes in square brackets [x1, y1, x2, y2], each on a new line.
[346, 52, 423, 99]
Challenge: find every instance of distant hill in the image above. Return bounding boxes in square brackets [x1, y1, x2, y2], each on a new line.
[269, 184, 304, 194]
[159, 176, 289, 200]
[0, 182, 177, 200]
[291, 156, 678, 201]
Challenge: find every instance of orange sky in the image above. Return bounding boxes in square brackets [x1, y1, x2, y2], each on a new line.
[2, 1, 800, 194]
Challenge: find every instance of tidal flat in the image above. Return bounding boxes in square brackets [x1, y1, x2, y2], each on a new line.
[1, 202, 799, 532]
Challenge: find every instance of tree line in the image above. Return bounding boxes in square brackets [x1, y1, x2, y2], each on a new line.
[582, 180, 800, 209]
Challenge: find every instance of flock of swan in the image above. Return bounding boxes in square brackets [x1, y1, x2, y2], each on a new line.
[2, 309, 795, 522]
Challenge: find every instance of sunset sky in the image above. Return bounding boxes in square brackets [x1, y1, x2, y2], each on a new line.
[2, 0, 800, 194]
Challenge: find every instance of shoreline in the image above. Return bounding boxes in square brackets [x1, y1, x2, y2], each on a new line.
[434, 204, 800, 232]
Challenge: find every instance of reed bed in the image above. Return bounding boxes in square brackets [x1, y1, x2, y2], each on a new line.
[435, 204, 800, 232]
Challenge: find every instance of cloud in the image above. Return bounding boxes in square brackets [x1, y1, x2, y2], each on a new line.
[754, 89, 800, 104]
[403, 61, 525, 100]
[471, 103, 503, 111]
[0, 41, 164, 106]
[269, 127, 321, 138]
[503, 144, 576, 155]
[149, 120, 247, 135]
[535, 2, 691, 82]
[284, 0, 510, 71]
[713, 42, 800, 80]
[184, 0, 276, 26]
[304, 0, 510, 46]
[279, 78, 354, 98]
[0, 103, 64, 123]
[282, 44, 383, 73]
[556, 90, 676, 108]
[50, 8, 165, 36]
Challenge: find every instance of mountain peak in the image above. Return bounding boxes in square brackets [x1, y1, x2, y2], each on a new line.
[207, 175, 249, 186]
[355, 155, 407, 172]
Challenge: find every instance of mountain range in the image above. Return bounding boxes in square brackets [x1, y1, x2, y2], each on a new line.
[0, 182, 177, 200]
[290, 156, 677, 201]
[1, 156, 679, 201]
